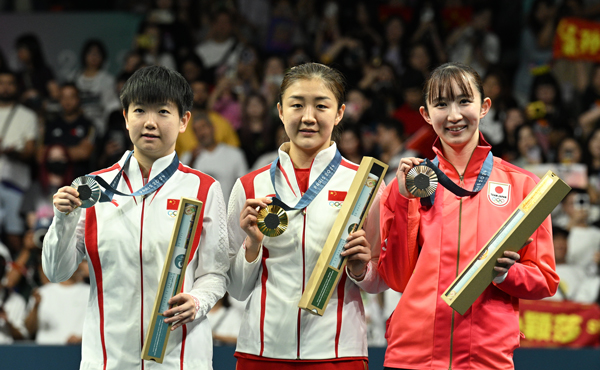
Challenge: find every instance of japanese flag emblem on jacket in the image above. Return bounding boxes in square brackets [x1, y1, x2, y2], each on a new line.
[488, 182, 510, 207]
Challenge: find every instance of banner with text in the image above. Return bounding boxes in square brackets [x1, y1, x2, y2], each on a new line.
[554, 17, 600, 62]
[519, 299, 600, 348]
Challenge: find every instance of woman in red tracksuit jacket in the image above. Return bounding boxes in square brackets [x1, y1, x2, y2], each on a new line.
[378, 62, 559, 370]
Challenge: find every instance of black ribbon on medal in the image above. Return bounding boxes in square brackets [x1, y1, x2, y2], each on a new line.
[407, 152, 493, 207]
[70, 151, 179, 209]
[258, 150, 342, 237]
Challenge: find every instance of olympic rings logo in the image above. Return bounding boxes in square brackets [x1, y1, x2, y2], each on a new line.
[167, 210, 178, 218]
[329, 201, 343, 208]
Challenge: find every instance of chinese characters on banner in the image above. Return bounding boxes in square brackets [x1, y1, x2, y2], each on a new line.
[519, 300, 600, 347]
[553, 17, 600, 62]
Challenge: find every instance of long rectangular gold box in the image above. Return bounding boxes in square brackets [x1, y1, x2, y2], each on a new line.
[142, 197, 203, 363]
[441, 171, 570, 315]
[298, 157, 387, 316]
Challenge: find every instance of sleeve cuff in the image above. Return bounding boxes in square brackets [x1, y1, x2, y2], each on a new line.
[242, 239, 262, 265]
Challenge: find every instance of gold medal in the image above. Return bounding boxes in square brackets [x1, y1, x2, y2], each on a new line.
[257, 205, 288, 237]
[406, 165, 438, 198]
[71, 176, 101, 208]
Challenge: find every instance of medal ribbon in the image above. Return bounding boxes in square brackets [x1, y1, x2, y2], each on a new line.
[421, 151, 493, 207]
[88, 151, 179, 203]
[269, 149, 342, 211]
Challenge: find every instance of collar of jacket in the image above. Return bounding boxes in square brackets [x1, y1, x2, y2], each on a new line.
[117, 150, 178, 189]
[431, 132, 492, 184]
[276, 141, 339, 199]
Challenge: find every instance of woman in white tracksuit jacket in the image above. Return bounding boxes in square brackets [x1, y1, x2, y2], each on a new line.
[227, 63, 388, 370]
[43, 66, 229, 370]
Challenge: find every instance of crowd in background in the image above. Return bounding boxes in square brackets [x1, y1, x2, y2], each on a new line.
[0, 0, 600, 347]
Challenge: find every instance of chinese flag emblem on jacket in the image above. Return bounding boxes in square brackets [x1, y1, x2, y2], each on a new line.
[167, 199, 180, 210]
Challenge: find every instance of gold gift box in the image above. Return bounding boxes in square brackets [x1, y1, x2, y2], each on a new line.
[441, 171, 570, 315]
[298, 157, 387, 316]
[142, 197, 203, 362]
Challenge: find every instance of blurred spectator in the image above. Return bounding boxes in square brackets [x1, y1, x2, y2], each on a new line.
[179, 52, 205, 83]
[135, 22, 177, 70]
[239, 92, 275, 168]
[207, 75, 242, 130]
[260, 55, 285, 108]
[585, 127, 600, 203]
[96, 72, 132, 170]
[0, 242, 28, 343]
[376, 117, 417, 185]
[513, 0, 558, 106]
[75, 39, 119, 136]
[251, 125, 287, 171]
[556, 136, 583, 165]
[546, 226, 600, 303]
[42, 83, 95, 177]
[145, 0, 195, 61]
[206, 293, 243, 346]
[194, 9, 243, 84]
[358, 62, 402, 117]
[407, 1, 446, 67]
[381, 16, 407, 77]
[362, 291, 386, 347]
[176, 79, 240, 158]
[337, 124, 363, 165]
[577, 63, 600, 140]
[495, 106, 527, 162]
[234, 46, 261, 97]
[392, 71, 436, 159]
[0, 48, 7, 71]
[404, 42, 434, 84]
[446, 5, 500, 78]
[315, 1, 365, 86]
[480, 69, 516, 146]
[181, 110, 247, 205]
[553, 189, 600, 277]
[13, 33, 59, 113]
[120, 49, 146, 75]
[512, 123, 545, 168]
[25, 261, 89, 344]
[0, 69, 37, 253]
[527, 72, 572, 162]
[392, 71, 427, 138]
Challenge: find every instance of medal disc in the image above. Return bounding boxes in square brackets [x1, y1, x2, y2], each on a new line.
[406, 165, 438, 198]
[257, 205, 288, 237]
[71, 176, 101, 208]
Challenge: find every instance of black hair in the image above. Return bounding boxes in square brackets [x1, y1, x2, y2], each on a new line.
[552, 226, 569, 239]
[120, 65, 193, 117]
[377, 117, 405, 140]
[423, 62, 484, 112]
[15, 33, 47, 69]
[81, 39, 107, 69]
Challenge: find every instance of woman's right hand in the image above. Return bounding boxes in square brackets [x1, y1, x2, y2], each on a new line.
[53, 186, 81, 214]
[240, 197, 272, 261]
[396, 157, 424, 199]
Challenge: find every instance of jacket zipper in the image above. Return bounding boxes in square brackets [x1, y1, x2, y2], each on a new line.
[140, 196, 146, 370]
[449, 174, 465, 370]
[297, 208, 307, 360]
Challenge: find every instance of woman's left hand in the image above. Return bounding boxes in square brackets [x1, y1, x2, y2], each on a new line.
[341, 229, 371, 281]
[493, 238, 532, 278]
[164, 293, 198, 331]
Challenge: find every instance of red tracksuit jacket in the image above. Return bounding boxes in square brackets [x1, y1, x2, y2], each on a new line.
[378, 136, 559, 369]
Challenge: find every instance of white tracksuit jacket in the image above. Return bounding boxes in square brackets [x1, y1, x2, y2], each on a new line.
[43, 151, 229, 370]
[227, 143, 388, 361]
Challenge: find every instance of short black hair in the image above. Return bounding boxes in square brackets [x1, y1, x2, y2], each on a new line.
[81, 39, 107, 69]
[120, 66, 193, 117]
